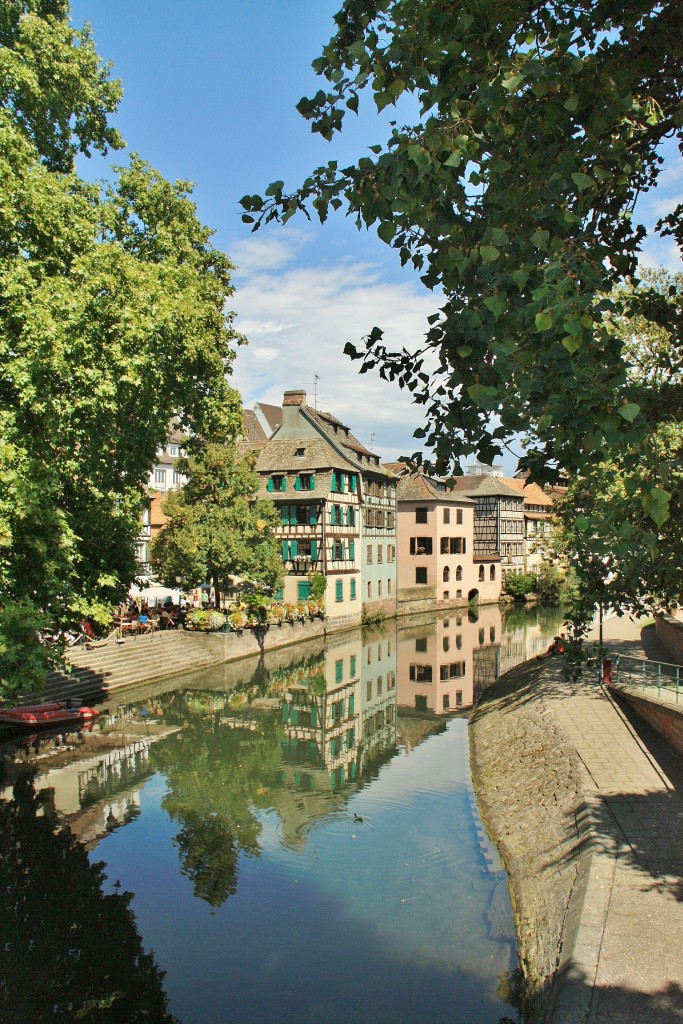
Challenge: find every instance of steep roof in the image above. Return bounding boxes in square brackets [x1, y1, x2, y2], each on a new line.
[237, 437, 357, 474]
[501, 477, 554, 507]
[299, 405, 395, 479]
[241, 409, 268, 442]
[450, 475, 524, 500]
[397, 472, 474, 505]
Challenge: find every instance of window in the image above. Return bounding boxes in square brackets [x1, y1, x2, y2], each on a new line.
[335, 579, 343, 602]
[366, 680, 372, 700]
[271, 475, 286, 492]
[443, 590, 449, 600]
[410, 537, 433, 555]
[377, 544, 383, 563]
[415, 567, 428, 584]
[350, 655, 357, 677]
[377, 676, 383, 695]
[443, 508, 451, 524]
[335, 659, 343, 684]
[442, 537, 465, 554]
[367, 581, 372, 599]
[415, 507, 428, 523]
[154, 469, 166, 485]
[443, 694, 451, 711]
[490, 626, 496, 642]
[333, 540, 345, 561]
[443, 566, 450, 583]
[172, 470, 182, 486]
[415, 637, 427, 652]
[297, 581, 312, 600]
[378, 579, 382, 597]
[479, 628, 485, 644]
[415, 695, 428, 711]
[388, 578, 392, 595]
[443, 637, 450, 652]
[490, 565, 496, 581]
[297, 473, 314, 491]
[456, 691, 463, 707]
[456, 565, 463, 581]
[350, 578, 357, 600]
[456, 508, 463, 525]
[456, 589, 462, 599]
[479, 565, 485, 581]
[168, 444, 178, 457]
[388, 544, 395, 563]
[366, 544, 373, 564]
[409, 664, 433, 682]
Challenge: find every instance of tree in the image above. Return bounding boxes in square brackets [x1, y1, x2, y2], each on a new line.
[242, 1, 682, 549]
[0, 3, 243, 644]
[150, 438, 284, 609]
[553, 270, 683, 614]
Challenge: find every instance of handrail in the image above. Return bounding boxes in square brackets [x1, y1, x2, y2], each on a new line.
[612, 652, 681, 704]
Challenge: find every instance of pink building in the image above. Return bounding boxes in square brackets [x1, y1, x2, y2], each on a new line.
[394, 470, 501, 609]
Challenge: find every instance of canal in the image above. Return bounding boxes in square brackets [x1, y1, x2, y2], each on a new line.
[0, 604, 564, 1024]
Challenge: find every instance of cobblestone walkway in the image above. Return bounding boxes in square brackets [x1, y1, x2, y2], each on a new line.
[471, 614, 683, 1024]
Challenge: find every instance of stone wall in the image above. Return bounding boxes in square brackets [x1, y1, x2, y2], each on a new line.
[469, 660, 589, 1019]
[611, 685, 683, 757]
[655, 612, 683, 664]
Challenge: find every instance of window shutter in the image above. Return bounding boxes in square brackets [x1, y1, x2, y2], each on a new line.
[350, 474, 357, 492]
[309, 506, 317, 525]
[349, 540, 355, 561]
[310, 540, 318, 560]
[290, 540, 299, 557]
[267, 478, 274, 492]
[281, 540, 289, 560]
[332, 471, 338, 491]
[295, 476, 301, 491]
[282, 478, 287, 491]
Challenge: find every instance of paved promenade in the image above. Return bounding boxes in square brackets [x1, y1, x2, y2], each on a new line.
[470, 615, 683, 1024]
[549, 615, 683, 1023]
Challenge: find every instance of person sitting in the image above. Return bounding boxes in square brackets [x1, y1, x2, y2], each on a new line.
[548, 635, 566, 656]
[159, 607, 172, 630]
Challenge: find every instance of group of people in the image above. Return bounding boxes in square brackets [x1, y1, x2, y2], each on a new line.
[120, 596, 188, 631]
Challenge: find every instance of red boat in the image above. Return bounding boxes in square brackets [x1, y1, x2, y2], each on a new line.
[0, 702, 99, 727]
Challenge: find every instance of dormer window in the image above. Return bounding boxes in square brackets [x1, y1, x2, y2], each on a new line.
[295, 447, 305, 457]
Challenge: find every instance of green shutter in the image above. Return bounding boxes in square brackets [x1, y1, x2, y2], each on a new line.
[340, 473, 346, 493]
[350, 579, 356, 600]
[281, 540, 289, 560]
[282, 478, 287, 492]
[340, 541, 346, 561]
[350, 474, 357, 492]
[332, 471, 338, 491]
[290, 540, 298, 557]
[267, 478, 274, 492]
[335, 579, 343, 602]
[295, 476, 301, 491]
[335, 660, 343, 683]
[349, 693, 355, 714]
[310, 540, 318, 560]
[349, 540, 355, 561]
[311, 705, 318, 727]
[309, 506, 317, 525]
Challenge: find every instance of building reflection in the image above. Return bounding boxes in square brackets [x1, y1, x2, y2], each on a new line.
[397, 604, 565, 715]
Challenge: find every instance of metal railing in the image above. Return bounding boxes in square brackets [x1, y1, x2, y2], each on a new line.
[612, 653, 682, 704]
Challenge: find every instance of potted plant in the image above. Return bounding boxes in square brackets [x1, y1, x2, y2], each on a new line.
[228, 609, 248, 633]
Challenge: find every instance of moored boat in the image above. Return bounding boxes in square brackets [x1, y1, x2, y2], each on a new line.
[0, 702, 99, 727]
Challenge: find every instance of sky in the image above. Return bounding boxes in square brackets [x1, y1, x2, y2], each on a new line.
[69, 1, 682, 471]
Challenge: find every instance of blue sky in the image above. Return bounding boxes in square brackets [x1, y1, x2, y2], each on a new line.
[70, 1, 682, 470]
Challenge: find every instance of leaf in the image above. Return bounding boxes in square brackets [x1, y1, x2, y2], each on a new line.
[502, 74, 524, 92]
[563, 94, 579, 112]
[511, 269, 529, 291]
[571, 172, 594, 192]
[561, 335, 582, 353]
[484, 294, 506, 318]
[444, 151, 463, 167]
[618, 403, 640, 423]
[479, 244, 500, 264]
[530, 229, 550, 250]
[377, 221, 395, 244]
[642, 486, 671, 527]
[265, 180, 284, 197]
[467, 383, 500, 410]
[535, 311, 553, 331]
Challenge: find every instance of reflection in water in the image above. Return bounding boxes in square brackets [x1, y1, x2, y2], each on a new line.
[0, 769, 179, 1024]
[0, 607, 564, 1024]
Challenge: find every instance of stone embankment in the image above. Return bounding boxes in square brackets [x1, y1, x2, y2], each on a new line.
[18, 619, 326, 708]
[470, 658, 588, 1020]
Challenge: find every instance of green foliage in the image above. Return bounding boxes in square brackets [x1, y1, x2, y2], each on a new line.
[533, 564, 565, 606]
[0, 600, 52, 700]
[151, 445, 284, 607]
[0, 2, 243, 645]
[307, 571, 327, 601]
[361, 605, 386, 626]
[244, 1, 682, 564]
[503, 573, 536, 601]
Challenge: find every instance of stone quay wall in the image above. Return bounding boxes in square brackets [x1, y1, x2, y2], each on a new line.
[611, 684, 683, 757]
[469, 659, 590, 1020]
[655, 612, 683, 664]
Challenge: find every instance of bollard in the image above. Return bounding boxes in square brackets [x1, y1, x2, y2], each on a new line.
[602, 658, 612, 685]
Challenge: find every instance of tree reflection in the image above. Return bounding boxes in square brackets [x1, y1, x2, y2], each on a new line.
[0, 769, 179, 1024]
[152, 707, 284, 909]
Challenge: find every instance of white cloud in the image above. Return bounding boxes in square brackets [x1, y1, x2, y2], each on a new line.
[229, 236, 443, 462]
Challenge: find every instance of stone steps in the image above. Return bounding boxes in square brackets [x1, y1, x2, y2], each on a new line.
[18, 631, 220, 707]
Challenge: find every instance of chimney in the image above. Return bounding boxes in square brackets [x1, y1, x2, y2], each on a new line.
[281, 390, 307, 436]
